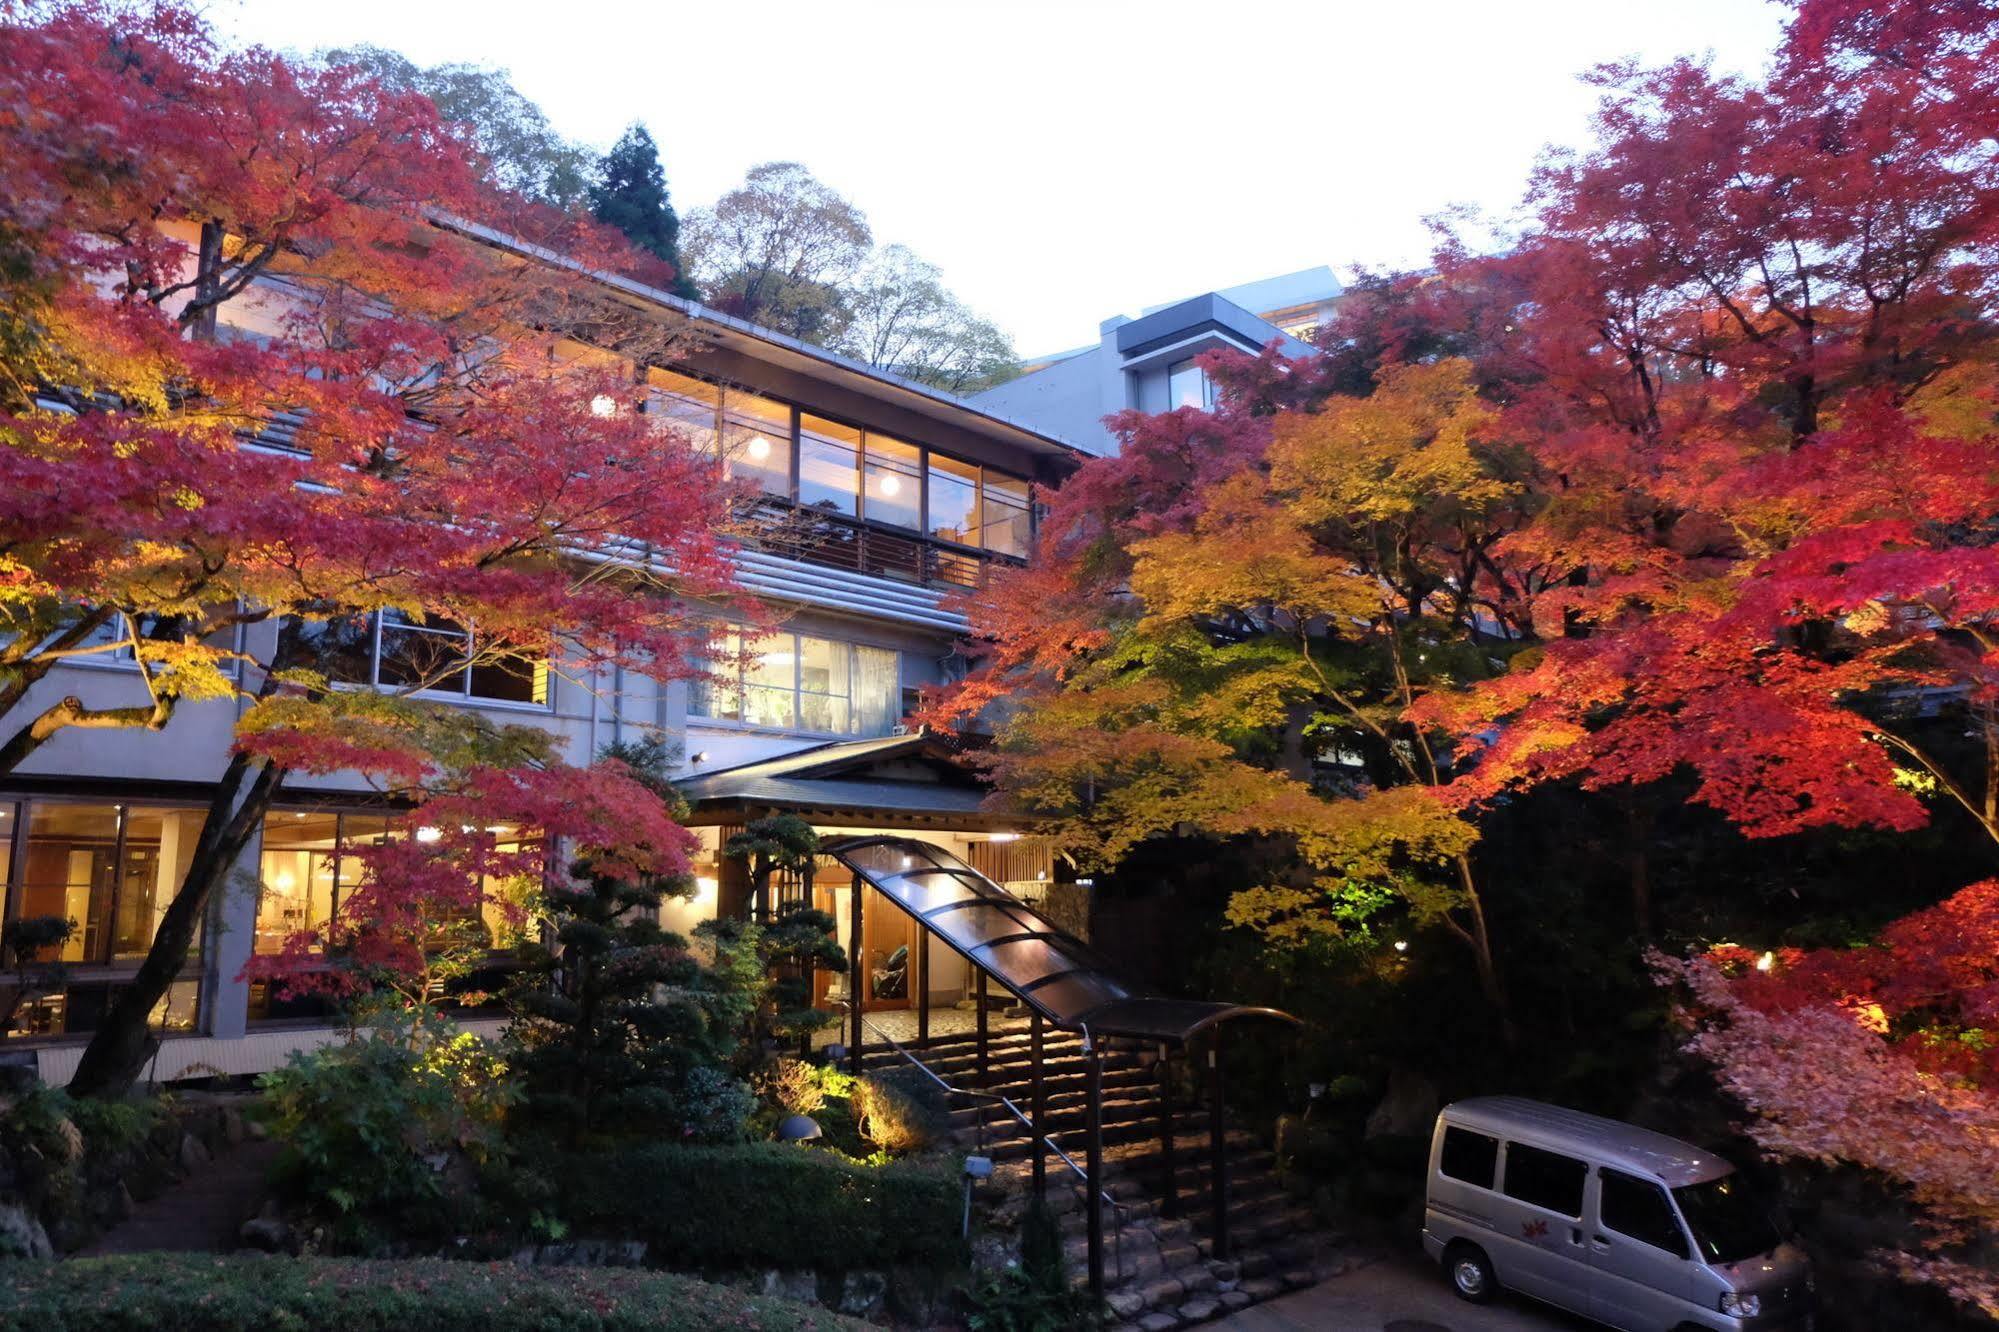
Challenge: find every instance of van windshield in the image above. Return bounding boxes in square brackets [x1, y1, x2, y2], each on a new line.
[1673, 1173, 1782, 1264]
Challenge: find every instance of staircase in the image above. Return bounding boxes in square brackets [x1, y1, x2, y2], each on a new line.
[861, 1026, 1352, 1329]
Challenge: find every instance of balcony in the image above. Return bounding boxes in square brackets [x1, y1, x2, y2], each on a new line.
[732, 497, 1024, 594]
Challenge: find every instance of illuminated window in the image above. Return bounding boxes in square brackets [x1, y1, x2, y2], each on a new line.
[863, 434, 921, 530]
[693, 629, 902, 737]
[721, 388, 792, 498]
[927, 454, 980, 545]
[980, 474, 1033, 559]
[799, 415, 862, 516]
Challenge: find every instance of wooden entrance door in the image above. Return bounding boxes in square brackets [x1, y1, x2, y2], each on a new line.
[816, 877, 914, 1012]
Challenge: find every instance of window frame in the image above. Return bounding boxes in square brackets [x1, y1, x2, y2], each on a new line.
[642, 367, 1037, 560]
[1499, 1139, 1589, 1220]
[690, 627, 905, 739]
[1437, 1125, 1500, 1191]
[1598, 1167, 1693, 1260]
[291, 610, 553, 712]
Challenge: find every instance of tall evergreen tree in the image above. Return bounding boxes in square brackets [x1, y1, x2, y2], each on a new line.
[591, 124, 698, 299]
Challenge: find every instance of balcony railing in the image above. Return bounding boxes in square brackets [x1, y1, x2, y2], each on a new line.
[732, 496, 1024, 592]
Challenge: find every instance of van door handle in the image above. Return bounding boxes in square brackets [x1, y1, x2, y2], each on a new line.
[1569, 1227, 1583, 1245]
[1591, 1235, 1612, 1252]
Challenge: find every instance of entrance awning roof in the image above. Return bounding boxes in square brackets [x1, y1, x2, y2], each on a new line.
[675, 729, 1033, 829]
[821, 834, 1298, 1045]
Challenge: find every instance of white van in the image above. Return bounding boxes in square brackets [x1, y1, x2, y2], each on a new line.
[1423, 1097, 1813, 1331]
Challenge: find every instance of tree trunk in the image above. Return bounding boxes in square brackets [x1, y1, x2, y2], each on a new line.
[66, 754, 282, 1098]
[1625, 792, 1655, 940]
[1455, 854, 1517, 1048]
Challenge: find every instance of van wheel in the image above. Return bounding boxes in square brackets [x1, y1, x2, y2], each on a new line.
[1443, 1241, 1497, 1304]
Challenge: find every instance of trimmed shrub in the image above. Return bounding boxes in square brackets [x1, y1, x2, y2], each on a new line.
[0, 1254, 861, 1331]
[851, 1065, 950, 1154]
[560, 1141, 964, 1271]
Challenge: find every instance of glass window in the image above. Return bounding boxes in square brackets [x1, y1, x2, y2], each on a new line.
[743, 632, 797, 728]
[1168, 358, 1212, 410]
[691, 628, 903, 738]
[255, 811, 342, 955]
[19, 803, 120, 963]
[1439, 1126, 1499, 1190]
[113, 809, 202, 962]
[854, 644, 901, 736]
[467, 656, 548, 707]
[282, 611, 376, 685]
[722, 389, 792, 498]
[1673, 1174, 1784, 1265]
[799, 415, 861, 516]
[927, 454, 979, 546]
[691, 629, 744, 722]
[646, 368, 720, 454]
[377, 611, 469, 693]
[863, 435, 921, 529]
[1601, 1169, 1689, 1258]
[981, 473, 1033, 558]
[1502, 1142, 1588, 1218]
[796, 634, 850, 733]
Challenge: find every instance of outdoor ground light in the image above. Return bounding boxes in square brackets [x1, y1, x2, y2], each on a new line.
[777, 1114, 823, 1143]
[961, 1155, 994, 1237]
[823, 1042, 847, 1064]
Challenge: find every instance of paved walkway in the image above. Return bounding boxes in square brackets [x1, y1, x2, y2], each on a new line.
[79, 1138, 280, 1255]
[1214, 1252, 1590, 1332]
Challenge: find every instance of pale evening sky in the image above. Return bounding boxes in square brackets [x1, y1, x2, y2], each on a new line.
[206, 0, 1786, 357]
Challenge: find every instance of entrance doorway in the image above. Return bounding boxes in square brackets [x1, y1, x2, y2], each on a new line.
[819, 871, 914, 1012]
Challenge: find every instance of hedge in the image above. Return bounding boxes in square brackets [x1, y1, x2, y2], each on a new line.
[0, 1255, 862, 1332]
[560, 1142, 965, 1271]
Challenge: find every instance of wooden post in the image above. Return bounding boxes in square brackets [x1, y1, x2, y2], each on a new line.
[975, 969, 989, 1085]
[1085, 1031, 1106, 1300]
[916, 928, 930, 1047]
[847, 872, 864, 1075]
[1208, 1030, 1229, 1261]
[1030, 1013, 1047, 1202]
[1158, 1041, 1178, 1218]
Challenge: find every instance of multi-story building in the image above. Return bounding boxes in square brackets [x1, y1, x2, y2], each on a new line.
[3, 217, 1088, 1083]
[967, 265, 1342, 455]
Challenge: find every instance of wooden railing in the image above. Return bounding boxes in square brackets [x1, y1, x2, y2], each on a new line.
[731, 497, 1023, 592]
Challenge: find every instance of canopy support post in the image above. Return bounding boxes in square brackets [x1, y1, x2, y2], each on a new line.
[1030, 1013, 1047, 1203]
[847, 871, 864, 1076]
[1208, 1030, 1229, 1261]
[975, 969, 989, 1085]
[1158, 1041, 1178, 1218]
[916, 927, 929, 1047]
[1086, 1028, 1105, 1301]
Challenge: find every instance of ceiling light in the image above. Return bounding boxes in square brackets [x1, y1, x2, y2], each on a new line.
[416, 826, 442, 843]
[590, 394, 618, 418]
[880, 473, 902, 496]
[747, 436, 771, 461]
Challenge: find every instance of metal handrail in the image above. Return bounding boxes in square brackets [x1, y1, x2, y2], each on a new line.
[843, 1005, 1131, 1283]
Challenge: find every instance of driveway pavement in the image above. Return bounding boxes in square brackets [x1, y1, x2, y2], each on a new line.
[1215, 1252, 1594, 1332]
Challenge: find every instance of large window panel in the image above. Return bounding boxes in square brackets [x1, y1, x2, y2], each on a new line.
[854, 644, 900, 736]
[796, 634, 850, 733]
[20, 803, 120, 963]
[284, 611, 376, 685]
[981, 473, 1033, 558]
[927, 454, 980, 546]
[743, 633, 797, 728]
[646, 369, 720, 454]
[723, 389, 792, 498]
[255, 811, 341, 955]
[863, 435, 921, 529]
[799, 416, 861, 516]
[376, 611, 468, 693]
[113, 808, 202, 962]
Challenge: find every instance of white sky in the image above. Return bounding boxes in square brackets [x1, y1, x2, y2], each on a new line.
[206, 0, 1786, 356]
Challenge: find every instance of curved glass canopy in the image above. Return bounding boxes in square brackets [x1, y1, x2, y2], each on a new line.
[819, 834, 1296, 1043]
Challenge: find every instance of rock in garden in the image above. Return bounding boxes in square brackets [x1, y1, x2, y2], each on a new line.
[0, 1204, 54, 1260]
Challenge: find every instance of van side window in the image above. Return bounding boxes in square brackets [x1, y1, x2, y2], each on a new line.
[1439, 1126, 1499, 1189]
[1600, 1169, 1690, 1258]
[1501, 1142, 1587, 1217]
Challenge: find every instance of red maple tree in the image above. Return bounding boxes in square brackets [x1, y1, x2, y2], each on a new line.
[0, 1, 746, 1094]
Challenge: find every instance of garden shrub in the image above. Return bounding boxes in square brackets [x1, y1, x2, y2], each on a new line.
[256, 1002, 516, 1246]
[0, 1254, 861, 1331]
[851, 1065, 950, 1154]
[558, 1141, 964, 1270]
[755, 1056, 828, 1116]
